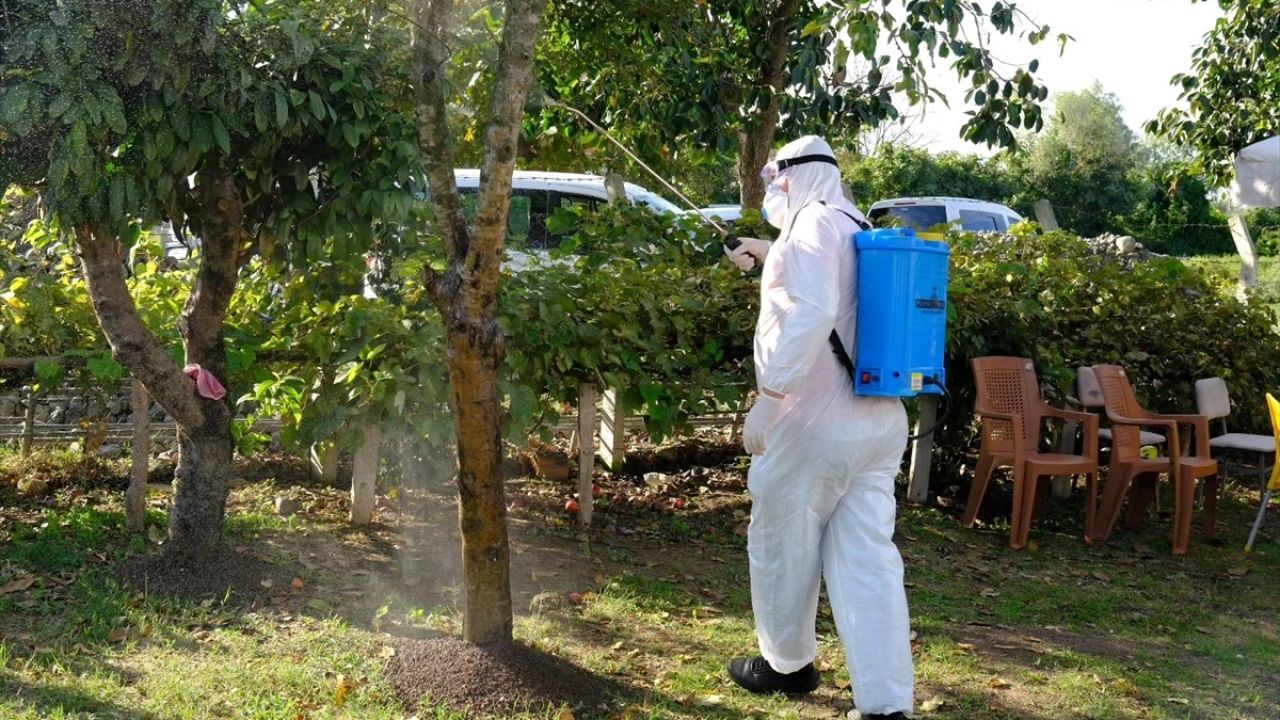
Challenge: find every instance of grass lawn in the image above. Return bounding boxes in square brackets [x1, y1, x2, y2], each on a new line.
[1182, 254, 1280, 320]
[1, 445, 1278, 719]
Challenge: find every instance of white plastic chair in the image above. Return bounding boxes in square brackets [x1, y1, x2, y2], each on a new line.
[1195, 377, 1276, 483]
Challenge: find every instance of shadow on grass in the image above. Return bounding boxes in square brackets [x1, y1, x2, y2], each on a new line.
[0, 669, 158, 720]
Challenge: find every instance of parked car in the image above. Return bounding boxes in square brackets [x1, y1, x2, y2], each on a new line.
[688, 204, 743, 225]
[685, 196, 1023, 235]
[452, 169, 682, 252]
[866, 196, 1023, 233]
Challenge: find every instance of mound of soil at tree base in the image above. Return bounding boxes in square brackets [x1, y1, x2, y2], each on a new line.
[117, 546, 300, 605]
[387, 637, 631, 718]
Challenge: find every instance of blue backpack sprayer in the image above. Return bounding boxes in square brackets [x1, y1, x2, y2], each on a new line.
[548, 97, 952, 435]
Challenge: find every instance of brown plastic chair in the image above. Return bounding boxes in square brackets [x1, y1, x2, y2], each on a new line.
[1091, 365, 1219, 555]
[965, 357, 1101, 549]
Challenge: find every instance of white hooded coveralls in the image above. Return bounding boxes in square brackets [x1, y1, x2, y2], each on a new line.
[748, 136, 914, 715]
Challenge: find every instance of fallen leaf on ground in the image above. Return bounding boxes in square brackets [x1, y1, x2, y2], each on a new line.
[334, 674, 359, 706]
[555, 707, 574, 720]
[1167, 697, 1189, 705]
[920, 697, 945, 712]
[291, 577, 306, 590]
[1092, 571, 1112, 582]
[1227, 567, 1249, 577]
[988, 677, 1013, 689]
[107, 627, 128, 643]
[1, 576, 36, 594]
[377, 645, 396, 658]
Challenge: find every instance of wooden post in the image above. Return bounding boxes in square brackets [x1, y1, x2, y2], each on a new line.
[1033, 199, 1060, 232]
[350, 421, 381, 525]
[603, 173, 628, 204]
[1228, 211, 1259, 301]
[400, 434, 426, 491]
[20, 388, 36, 457]
[126, 379, 150, 532]
[577, 382, 597, 525]
[599, 388, 627, 470]
[311, 442, 339, 485]
[906, 396, 939, 504]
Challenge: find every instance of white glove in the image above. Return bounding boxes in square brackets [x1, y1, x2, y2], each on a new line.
[723, 238, 773, 271]
[743, 393, 783, 455]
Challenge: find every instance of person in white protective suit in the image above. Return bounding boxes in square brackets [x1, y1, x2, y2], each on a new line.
[723, 135, 914, 720]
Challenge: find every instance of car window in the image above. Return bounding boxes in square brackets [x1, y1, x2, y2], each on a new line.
[458, 188, 551, 250]
[868, 205, 948, 231]
[958, 209, 1005, 232]
[507, 195, 532, 243]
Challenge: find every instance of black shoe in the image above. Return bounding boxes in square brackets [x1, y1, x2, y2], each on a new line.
[857, 713, 911, 720]
[726, 656, 820, 695]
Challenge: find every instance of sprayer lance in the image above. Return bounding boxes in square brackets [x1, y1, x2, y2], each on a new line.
[545, 97, 741, 250]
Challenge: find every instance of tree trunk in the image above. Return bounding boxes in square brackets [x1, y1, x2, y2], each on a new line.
[736, 0, 803, 210]
[169, 426, 235, 561]
[77, 172, 242, 563]
[447, 330, 512, 644]
[738, 122, 779, 210]
[167, 173, 243, 559]
[412, 0, 547, 646]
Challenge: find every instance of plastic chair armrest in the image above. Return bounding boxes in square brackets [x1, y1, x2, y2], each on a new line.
[1040, 405, 1096, 424]
[1152, 414, 1214, 458]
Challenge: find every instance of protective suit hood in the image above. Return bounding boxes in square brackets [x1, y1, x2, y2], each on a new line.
[769, 135, 868, 235]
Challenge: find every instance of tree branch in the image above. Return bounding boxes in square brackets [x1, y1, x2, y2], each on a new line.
[179, 173, 242, 388]
[737, 0, 803, 208]
[468, 0, 549, 282]
[410, 0, 471, 268]
[76, 227, 205, 429]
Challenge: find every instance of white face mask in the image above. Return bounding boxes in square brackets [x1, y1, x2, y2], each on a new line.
[760, 161, 789, 229]
[763, 188, 788, 229]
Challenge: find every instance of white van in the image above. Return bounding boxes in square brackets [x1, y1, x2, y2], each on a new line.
[866, 196, 1023, 233]
[452, 169, 681, 251]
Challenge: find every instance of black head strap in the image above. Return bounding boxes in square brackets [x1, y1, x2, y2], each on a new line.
[775, 154, 839, 171]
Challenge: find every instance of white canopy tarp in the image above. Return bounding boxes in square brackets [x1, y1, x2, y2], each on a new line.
[1232, 135, 1280, 208]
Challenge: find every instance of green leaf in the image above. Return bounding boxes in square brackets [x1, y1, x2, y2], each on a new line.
[87, 356, 125, 385]
[192, 114, 213, 152]
[308, 91, 325, 121]
[341, 123, 359, 149]
[211, 116, 231, 154]
[34, 360, 64, 392]
[109, 175, 125, 219]
[275, 91, 289, 128]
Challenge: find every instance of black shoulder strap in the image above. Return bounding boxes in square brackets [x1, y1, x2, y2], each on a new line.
[817, 200, 871, 231]
[811, 201, 866, 384]
[829, 329, 856, 383]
